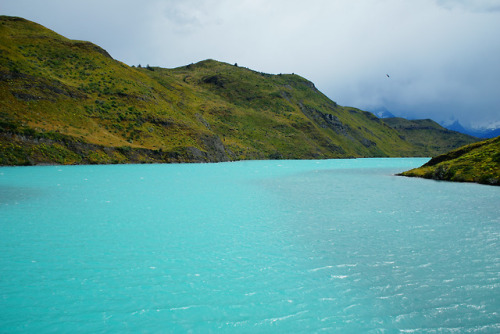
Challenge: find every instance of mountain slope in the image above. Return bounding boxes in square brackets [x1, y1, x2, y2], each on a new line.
[399, 136, 500, 186]
[382, 118, 478, 156]
[0, 16, 479, 165]
[151, 60, 421, 159]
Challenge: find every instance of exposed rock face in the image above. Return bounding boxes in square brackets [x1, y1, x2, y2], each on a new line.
[299, 103, 347, 134]
[298, 103, 359, 147]
[198, 134, 230, 162]
[0, 131, 232, 165]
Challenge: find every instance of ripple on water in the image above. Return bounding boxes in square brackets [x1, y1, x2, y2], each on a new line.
[0, 159, 498, 332]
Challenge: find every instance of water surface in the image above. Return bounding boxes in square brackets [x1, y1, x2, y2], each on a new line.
[1, 159, 499, 332]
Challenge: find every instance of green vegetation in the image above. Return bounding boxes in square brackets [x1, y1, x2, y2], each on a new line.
[0, 16, 479, 165]
[382, 118, 478, 156]
[399, 136, 500, 186]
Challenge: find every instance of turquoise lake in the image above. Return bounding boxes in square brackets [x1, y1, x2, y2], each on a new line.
[1, 158, 499, 333]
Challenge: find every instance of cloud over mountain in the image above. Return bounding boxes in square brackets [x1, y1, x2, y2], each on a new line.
[3, 0, 500, 127]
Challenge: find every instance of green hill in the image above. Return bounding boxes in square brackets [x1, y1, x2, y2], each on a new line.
[399, 136, 500, 185]
[0, 16, 479, 165]
[382, 117, 478, 156]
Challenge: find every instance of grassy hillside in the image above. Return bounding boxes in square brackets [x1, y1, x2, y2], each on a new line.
[151, 60, 422, 159]
[0, 16, 216, 162]
[0, 16, 479, 165]
[399, 136, 500, 186]
[382, 118, 478, 156]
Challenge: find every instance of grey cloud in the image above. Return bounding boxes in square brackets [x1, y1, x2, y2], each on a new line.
[2, 0, 500, 128]
[161, 0, 223, 33]
[435, 0, 500, 12]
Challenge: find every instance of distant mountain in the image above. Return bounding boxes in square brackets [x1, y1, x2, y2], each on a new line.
[443, 120, 500, 139]
[381, 118, 479, 157]
[399, 136, 500, 186]
[370, 107, 395, 118]
[0, 16, 482, 165]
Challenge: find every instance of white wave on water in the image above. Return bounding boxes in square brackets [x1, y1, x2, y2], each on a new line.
[258, 310, 310, 325]
[308, 265, 334, 272]
[331, 275, 349, 279]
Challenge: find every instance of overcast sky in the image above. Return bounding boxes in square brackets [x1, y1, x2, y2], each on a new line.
[3, 0, 500, 128]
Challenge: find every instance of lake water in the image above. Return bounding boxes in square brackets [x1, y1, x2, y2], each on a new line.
[1, 158, 499, 333]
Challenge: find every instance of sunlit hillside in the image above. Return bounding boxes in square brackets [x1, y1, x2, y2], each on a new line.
[400, 136, 500, 185]
[0, 16, 479, 165]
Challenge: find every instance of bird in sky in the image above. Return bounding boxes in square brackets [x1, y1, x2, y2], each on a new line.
[386, 74, 390, 78]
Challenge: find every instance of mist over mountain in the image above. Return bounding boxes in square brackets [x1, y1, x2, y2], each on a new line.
[369, 107, 395, 119]
[372, 106, 500, 139]
[442, 120, 500, 139]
